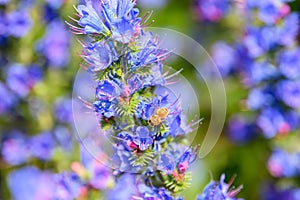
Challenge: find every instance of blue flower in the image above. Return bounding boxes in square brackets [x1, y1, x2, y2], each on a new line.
[36, 20, 70, 68]
[278, 48, 300, 79]
[196, 0, 230, 22]
[6, 63, 43, 97]
[94, 99, 116, 118]
[257, 108, 289, 138]
[77, 0, 108, 34]
[7, 9, 32, 38]
[0, 82, 16, 114]
[211, 42, 236, 77]
[54, 97, 73, 124]
[133, 126, 153, 151]
[29, 132, 55, 160]
[53, 126, 74, 151]
[96, 80, 122, 101]
[1, 131, 30, 165]
[247, 87, 274, 110]
[83, 40, 118, 72]
[7, 166, 55, 200]
[267, 149, 299, 177]
[54, 172, 82, 199]
[277, 13, 299, 46]
[277, 80, 300, 108]
[107, 174, 137, 200]
[197, 174, 242, 200]
[128, 31, 165, 70]
[227, 116, 256, 144]
[76, 0, 140, 43]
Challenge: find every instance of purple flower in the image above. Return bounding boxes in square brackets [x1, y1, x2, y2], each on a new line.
[108, 174, 137, 200]
[278, 48, 300, 79]
[227, 116, 256, 144]
[128, 31, 166, 70]
[76, 0, 141, 43]
[94, 99, 116, 118]
[243, 26, 278, 58]
[262, 184, 300, 200]
[37, 20, 70, 68]
[80, 147, 114, 189]
[54, 97, 73, 124]
[0, 82, 15, 114]
[54, 172, 82, 200]
[7, 166, 55, 200]
[277, 80, 300, 108]
[0, 12, 8, 37]
[196, 0, 230, 22]
[1, 131, 30, 165]
[53, 126, 73, 151]
[133, 126, 153, 151]
[267, 149, 299, 177]
[45, 0, 64, 9]
[242, 61, 278, 86]
[277, 13, 299, 46]
[257, 108, 290, 138]
[83, 40, 118, 72]
[258, 0, 282, 24]
[197, 174, 242, 200]
[247, 87, 274, 110]
[29, 132, 55, 160]
[96, 80, 122, 101]
[6, 64, 43, 97]
[7, 9, 32, 38]
[211, 42, 236, 77]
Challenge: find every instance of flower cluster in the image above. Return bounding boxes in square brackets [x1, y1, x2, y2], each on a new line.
[197, 0, 300, 198]
[68, 0, 242, 199]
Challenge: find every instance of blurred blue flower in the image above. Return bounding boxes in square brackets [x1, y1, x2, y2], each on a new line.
[108, 174, 137, 200]
[211, 42, 236, 77]
[257, 108, 290, 138]
[54, 97, 73, 124]
[278, 48, 300, 79]
[54, 172, 82, 200]
[7, 9, 32, 38]
[37, 20, 70, 68]
[7, 166, 55, 200]
[277, 80, 300, 108]
[53, 126, 73, 151]
[277, 13, 299, 46]
[6, 63, 43, 97]
[0, 82, 16, 114]
[267, 149, 299, 177]
[227, 116, 256, 144]
[46, 0, 64, 9]
[1, 131, 30, 165]
[29, 132, 55, 160]
[196, 0, 230, 22]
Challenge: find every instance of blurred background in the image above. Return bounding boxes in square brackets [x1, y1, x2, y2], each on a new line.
[1, 0, 300, 199]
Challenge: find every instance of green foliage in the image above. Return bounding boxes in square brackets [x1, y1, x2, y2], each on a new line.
[164, 172, 192, 194]
[129, 150, 155, 167]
